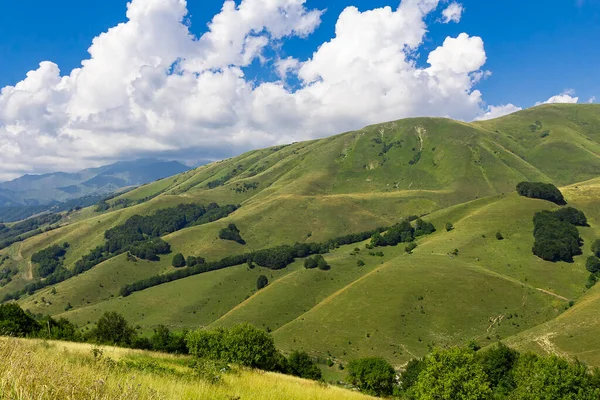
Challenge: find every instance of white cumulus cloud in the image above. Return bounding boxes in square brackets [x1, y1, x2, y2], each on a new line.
[0, 0, 493, 180]
[536, 90, 579, 105]
[474, 104, 522, 121]
[441, 2, 463, 23]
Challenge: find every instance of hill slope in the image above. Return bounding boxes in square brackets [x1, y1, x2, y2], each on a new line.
[2, 103, 600, 366]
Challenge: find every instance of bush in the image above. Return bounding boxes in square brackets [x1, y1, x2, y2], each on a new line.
[304, 257, 317, 269]
[257, 275, 269, 290]
[592, 239, 600, 258]
[415, 219, 436, 237]
[172, 253, 186, 268]
[357, 260, 365, 267]
[315, 255, 330, 270]
[445, 222, 454, 232]
[405, 242, 417, 253]
[347, 357, 396, 397]
[287, 351, 322, 380]
[496, 232, 504, 240]
[516, 182, 566, 205]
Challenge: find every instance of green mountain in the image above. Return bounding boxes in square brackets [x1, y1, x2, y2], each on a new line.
[2, 103, 600, 367]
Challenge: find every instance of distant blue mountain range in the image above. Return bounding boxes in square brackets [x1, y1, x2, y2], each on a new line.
[0, 159, 190, 207]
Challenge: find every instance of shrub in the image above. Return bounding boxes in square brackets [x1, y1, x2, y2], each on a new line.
[347, 357, 396, 397]
[257, 275, 269, 290]
[496, 232, 504, 240]
[287, 351, 322, 380]
[592, 239, 600, 258]
[315, 255, 330, 270]
[172, 253, 186, 268]
[445, 222, 454, 232]
[357, 260, 365, 267]
[516, 182, 566, 205]
[405, 242, 417, 253]
[415, 219, 436, 236]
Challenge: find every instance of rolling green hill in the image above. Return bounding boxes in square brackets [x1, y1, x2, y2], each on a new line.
[2, 103, 600, 367]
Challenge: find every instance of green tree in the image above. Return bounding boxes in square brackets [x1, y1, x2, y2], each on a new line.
[414, 347, 492, 400]
[400, 357, 425, 393]
[586, 256, 600, 274]
[496, 232, 504, 240]
[347, 357, 396, 397]
[257, 275, 269, 290]
[477, 342, 519, 393]
[446, 222, 454, 232]
[0, 303, 41, 337]
[315, 255, 330, 270]
[287, 351, 322, 380]
[512, 353, 600, 399]
[94, 311, 136, 346]
[592, 239, 600, 258]
[172, 253, 186, 268]
[222, 324, 279, 370]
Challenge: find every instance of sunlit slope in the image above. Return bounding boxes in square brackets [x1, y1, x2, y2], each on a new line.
[34, 187, 595, 367]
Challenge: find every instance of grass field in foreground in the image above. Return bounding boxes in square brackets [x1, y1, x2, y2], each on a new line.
[0, 338, 373, 400]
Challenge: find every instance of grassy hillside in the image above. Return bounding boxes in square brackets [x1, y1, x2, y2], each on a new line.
[0, 338, 373, 400]
[2, 104, 600, 367]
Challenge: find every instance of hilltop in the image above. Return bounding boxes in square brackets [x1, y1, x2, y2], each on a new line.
[1, 103, 600, 367]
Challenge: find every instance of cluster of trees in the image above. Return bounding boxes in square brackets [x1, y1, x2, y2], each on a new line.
[532, 207, 587, 262]
[120, 227, 390, 297]
[31, 242, 69, 278]
[232, 182, 259, 193]
[585, 240, 600, 288]
[517, 181, 566, 205]
[206, 164, 245, 189]
[219, 223, 246, 244]
[186, 324, 321, 380]
[304, 254, 330, 270]
[2, 203, 237, 302]
[370, 218, 435, 248]
[348, 343, 600, 399]
[0, 213, 62, 250]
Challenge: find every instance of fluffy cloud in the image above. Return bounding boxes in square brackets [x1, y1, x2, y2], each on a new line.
[475, 104, 522, 121]
[588, 96, 596, 103]
[536, 90, 579, 105]
[441, 2, 464, 23]
[0, 0, 491, 179]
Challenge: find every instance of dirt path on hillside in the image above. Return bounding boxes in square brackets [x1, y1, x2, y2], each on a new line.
[16, 244, 33, 280]
[536, 288, 569, 302]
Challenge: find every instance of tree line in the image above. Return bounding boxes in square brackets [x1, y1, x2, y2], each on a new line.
[347, 342, 600, 399]
[1, 202, 237, 302]
[0, 213, 62, 250]
[120, 225, 397, 297]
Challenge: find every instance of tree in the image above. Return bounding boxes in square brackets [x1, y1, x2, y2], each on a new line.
[172, 253, 186, 268]
[257, 275, 269, 290]
[414, 347, 492, 400]
[586, 256, 600, 274]
[592, 239, 600, 258]
[0, 303, 41, 337]
[287, 351, 322, 380]
[304, 257, 317, 269]
[414, 219, 436, 237]
[219, 223, 246, 245]
[516, 182, 566, 205]
[347, 357, 396, 397]
[496, 232, 504, 240]
[315, 255, 330, 270]
[446, 222, 454, 232]
[400, 357, 425, 393]
[512, 353, 600, 399]
[94, 311, 136, 346]
[477, 342, 519, 393]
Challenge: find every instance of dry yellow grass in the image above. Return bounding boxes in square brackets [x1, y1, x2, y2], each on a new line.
[0, 338, 374, 400]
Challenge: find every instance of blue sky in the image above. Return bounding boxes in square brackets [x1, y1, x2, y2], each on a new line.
[0, 0, 598, 179]
[1, 0, 597, 106]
